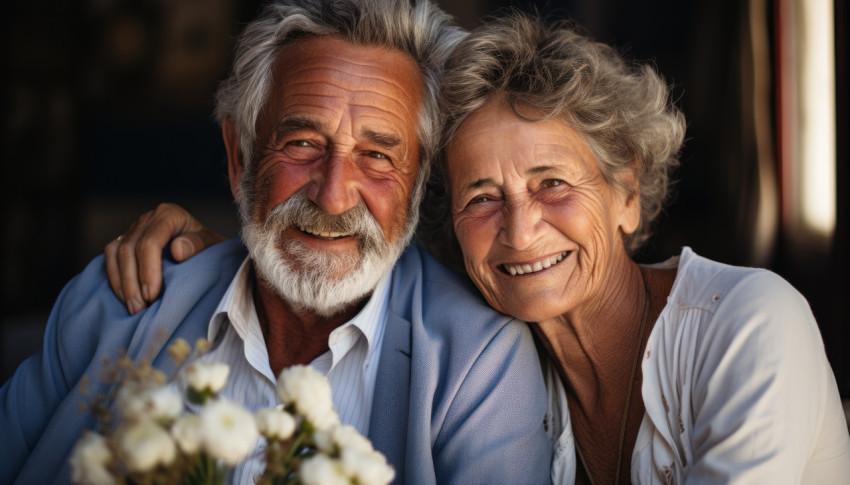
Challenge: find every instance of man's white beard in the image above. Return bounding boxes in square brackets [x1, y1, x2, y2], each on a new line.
[238, 191, 414, 318]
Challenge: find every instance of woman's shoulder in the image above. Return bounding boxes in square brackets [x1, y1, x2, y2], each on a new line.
[664, 247, 810, 320]
[650, 247, 825, 386]
[654, 247, 826, 389]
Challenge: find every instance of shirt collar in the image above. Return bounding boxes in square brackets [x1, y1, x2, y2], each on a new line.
[209, 257, 255, 344]
[208, 257, 393, 366]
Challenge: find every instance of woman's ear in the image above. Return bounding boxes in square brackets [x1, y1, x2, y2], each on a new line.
[617, 166, 641, 235]
[222, 117, 243, 199]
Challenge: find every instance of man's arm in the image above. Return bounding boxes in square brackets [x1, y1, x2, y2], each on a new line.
[104, 203, 225, 314]
[1, 257, 126, 483]
[432, 318, 552, 484]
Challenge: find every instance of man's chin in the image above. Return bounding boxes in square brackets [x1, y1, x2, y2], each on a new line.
[284, 255, 362, 280]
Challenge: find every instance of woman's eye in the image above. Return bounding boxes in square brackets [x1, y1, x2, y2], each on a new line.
[469, 195, 494, 205]
[542, 179, 565, 188]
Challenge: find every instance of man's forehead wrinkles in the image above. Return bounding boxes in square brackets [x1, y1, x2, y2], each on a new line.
[279, 83, 416, 120]
[272, 102, 410, 145]
[283, 67, 415, 102]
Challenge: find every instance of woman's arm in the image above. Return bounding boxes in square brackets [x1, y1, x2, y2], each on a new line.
[687, 270, 850, 483]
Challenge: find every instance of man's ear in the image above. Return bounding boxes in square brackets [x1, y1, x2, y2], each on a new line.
[617, 166, 641, 235]
[222, 117, 243, 199]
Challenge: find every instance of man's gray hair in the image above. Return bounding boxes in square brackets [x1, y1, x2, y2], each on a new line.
[420, 12, 686, 267]
[216, 0, 465, 215]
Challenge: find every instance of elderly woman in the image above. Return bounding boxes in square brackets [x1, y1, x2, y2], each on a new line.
[424, 13, 850, 483]
[108, 12, 850, 483]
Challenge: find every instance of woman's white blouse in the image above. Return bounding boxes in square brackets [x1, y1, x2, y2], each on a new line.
[545, 247, 850, 484]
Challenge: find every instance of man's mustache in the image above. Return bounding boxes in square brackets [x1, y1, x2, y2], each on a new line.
[262, 193, 386, 251]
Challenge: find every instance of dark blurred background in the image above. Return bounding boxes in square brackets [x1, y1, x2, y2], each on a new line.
[2, 0, 848, 402]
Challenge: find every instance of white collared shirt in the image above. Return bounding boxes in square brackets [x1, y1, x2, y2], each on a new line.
[545, 248, 850, 484]
[198, 257, 391, 484]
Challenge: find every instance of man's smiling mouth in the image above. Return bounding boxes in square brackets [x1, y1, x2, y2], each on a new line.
[499, 251, 569, 275]
[297, 225, 354, 239]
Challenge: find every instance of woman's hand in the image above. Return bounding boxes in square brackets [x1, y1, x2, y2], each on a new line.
[104, 203, 226, 314]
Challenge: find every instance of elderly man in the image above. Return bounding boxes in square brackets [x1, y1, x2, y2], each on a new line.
[0, 1, 550, 483]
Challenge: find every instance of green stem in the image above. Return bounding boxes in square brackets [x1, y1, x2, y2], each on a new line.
[282, 430, 307, 466]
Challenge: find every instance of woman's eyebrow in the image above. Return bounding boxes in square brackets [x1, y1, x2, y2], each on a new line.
[462, 178, 497, 192]
[526, 165, 557, 176]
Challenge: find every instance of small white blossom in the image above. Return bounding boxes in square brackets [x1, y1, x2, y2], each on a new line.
[275, 365, 339, 430]
[200, 399, 259, 465]
[182, 361, 230, 394]
[116, 383, 182, 423]
[170, 414, 204, 454]
[300, 454, 350, 485]
[340, 448, 395, 485]
[69, 432, 115, 485]
[255, 407, 296, 441]
[115, 382, 148, 420]
[314, 424, 374, 454]
[118, 422, 177, 472]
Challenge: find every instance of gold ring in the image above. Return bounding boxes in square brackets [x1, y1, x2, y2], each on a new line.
[115, 235, 124, 243]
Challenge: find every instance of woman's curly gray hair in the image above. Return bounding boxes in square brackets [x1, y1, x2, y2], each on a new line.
[419, 12, 686, 269]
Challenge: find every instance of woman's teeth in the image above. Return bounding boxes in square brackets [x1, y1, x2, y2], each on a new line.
[501, 252, 568, 275]
[297, 225, 352, 239]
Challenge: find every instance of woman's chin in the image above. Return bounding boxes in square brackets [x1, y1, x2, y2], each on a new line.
[488, 297, 564, 323]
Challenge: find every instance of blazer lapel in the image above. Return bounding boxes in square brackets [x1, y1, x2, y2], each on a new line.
[368, 312, 412, 480]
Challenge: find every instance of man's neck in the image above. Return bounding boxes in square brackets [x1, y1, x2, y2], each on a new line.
[252, 276, 368, 377]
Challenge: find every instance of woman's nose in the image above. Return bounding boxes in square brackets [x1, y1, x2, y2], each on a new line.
[499, 199, 542, 250]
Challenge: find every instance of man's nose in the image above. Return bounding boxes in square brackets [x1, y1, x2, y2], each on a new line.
[309, 156, 360, 215]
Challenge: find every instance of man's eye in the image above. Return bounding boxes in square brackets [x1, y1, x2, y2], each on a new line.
[281, 140, 324, 163]
[542, 179, 565, 188]
[366, 151, 389, 160]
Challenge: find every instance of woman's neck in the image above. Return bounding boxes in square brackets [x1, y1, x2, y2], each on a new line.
[532, 257, 678, 485]
[533, 258, 647, 408]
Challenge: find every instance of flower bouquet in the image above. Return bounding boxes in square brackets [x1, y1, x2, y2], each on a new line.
[70, 338, 395, 485]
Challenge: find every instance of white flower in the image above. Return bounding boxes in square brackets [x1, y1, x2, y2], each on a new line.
[275, 365, 339, 430]
[69, 432, 115, 485]
[116, 382, 183, 423]
[199, 399, 259, 465]
[340, 448, 395, 485]
[182, 361, 230, 394]
[255, 406, 296, 441]
[314, 424, 374, 454]
[118, 422, 177, 472]
[300, 454, 350, 485]
[170, 414, 204, 454]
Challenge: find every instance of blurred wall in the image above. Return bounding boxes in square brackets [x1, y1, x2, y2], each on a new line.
[2, 0, 847, 394]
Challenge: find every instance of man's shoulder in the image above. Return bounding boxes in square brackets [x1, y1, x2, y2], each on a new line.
[61, 238, 246, 312]
[389, 243, 521, 340]
[160, 238, 247, 289]
[51, 238, 247, 354]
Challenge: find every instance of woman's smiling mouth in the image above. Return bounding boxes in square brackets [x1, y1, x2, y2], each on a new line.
[499, 251, 570, 275]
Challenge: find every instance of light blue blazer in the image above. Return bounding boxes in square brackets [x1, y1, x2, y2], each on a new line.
[1, 239, 551, 484]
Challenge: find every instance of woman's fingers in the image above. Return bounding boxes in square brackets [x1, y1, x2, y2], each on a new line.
[104, 203, 224, 314]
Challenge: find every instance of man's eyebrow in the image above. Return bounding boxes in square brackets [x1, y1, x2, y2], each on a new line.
[362, 129, 402, 149]
[274, 116, 323, 139]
